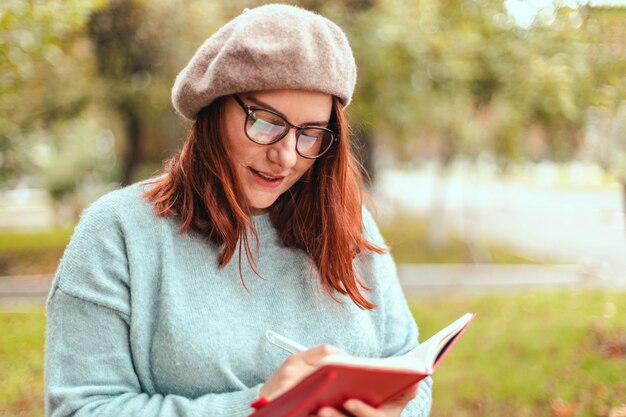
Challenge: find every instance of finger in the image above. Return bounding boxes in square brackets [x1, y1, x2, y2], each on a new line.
[379, 385, 419, 412]
[315, 406, 351, 417]
[342, 400, 379, 417]
[297, 344, 344, 366]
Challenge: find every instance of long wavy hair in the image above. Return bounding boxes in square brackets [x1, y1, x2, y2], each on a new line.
[144, 95, 384, 309]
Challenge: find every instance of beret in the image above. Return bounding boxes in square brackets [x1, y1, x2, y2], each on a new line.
[171, 4, 357, 120]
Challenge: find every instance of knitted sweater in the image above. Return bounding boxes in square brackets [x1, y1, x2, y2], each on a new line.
[45, 182, 433, 417]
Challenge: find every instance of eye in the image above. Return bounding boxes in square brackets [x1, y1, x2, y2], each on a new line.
[251, 110, 285, 127]
[251, 117, 275, 131]
[299, 132, 320, 146]
[247, 110, 287, 143]
[298, 128, 334, 157]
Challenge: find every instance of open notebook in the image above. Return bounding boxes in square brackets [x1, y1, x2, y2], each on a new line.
[249, 312, 476, 417]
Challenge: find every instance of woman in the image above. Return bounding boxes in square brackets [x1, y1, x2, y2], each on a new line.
[45, 4, 433, 417]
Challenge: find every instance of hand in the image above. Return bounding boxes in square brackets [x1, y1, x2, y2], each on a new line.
[260, 344, 344, 400]
[312, 384, 418, 417]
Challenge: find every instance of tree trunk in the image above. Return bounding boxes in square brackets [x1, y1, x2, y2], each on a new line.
[118, 102, 142, 186]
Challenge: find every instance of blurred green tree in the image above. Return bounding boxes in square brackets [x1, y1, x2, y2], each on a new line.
[332, 0, 623, 251]
[87, 0, 162, 185]
[0, 0, 107, 190]
[0, 0, 226, 191]
[1, 0, 624, 212]
[580, 7, 626, 181]
[341, 0, 605, 167]
[85, 0, 236, 184]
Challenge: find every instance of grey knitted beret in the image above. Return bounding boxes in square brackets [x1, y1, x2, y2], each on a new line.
[171, 4, 357, 120]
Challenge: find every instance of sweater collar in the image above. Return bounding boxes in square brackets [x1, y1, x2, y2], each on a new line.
[250, 213, 274, 236]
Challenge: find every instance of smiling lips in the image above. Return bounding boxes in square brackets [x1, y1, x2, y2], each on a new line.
[249, 167, 285, 188]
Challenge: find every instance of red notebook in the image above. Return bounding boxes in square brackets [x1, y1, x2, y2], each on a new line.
[249, 313, 476, 417]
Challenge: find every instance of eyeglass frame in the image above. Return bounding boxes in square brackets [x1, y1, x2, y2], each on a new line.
[232, 94, 338, 159]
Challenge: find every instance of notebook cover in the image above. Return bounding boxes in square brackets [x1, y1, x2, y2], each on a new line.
[249, 364, 427, 417]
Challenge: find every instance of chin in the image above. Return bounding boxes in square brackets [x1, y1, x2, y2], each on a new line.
[248, 200, 275, 213]
[245, 188, 284, 213]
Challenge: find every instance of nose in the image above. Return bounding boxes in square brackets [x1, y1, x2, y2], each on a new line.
[267, 128, 299, 169]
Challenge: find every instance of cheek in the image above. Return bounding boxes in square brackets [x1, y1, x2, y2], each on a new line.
[224, 124, 242, 153]
[293, 160, 316, 182]
[223, 128, 257, 165]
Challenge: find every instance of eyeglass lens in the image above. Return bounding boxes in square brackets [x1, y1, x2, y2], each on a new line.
[246, 109, 334, 158]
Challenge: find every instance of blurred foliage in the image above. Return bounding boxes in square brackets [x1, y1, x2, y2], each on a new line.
[0, 0, 625, 195]
[340, 0, 624, 167]
[0, 0, 108, 188]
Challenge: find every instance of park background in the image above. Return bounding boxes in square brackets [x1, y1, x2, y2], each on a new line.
[1, 0, 625, 416]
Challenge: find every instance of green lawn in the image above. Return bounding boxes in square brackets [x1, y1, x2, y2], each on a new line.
[0, 228, 74, 253]
[412, 290, 626, 417]
[0, 228, 74, 276]
[379, 216, 554, 264]
[2, 290, 624, 417]
[0, 307, 46, 417]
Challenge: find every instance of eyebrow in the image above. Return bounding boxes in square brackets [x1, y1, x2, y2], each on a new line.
[244, 95, 330, 127]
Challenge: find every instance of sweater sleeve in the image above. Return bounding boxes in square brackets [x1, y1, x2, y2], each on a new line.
[361, 208, 433, 417]
[45, 289, 261, 417]
[44, 194, 261, 417]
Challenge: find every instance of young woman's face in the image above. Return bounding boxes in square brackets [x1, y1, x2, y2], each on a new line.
[223, 89, 333, 214]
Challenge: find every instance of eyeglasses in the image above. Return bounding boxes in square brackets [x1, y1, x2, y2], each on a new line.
[232, 94, 338, 159]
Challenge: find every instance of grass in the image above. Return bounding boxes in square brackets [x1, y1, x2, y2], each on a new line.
[0, 228, 74, 275]
[379, 216, 551, 264]
[411, 290, 626, 417]
[0, 228, 74, 253]
[1, 291, 624, 417]
[0, 307, 46, 417]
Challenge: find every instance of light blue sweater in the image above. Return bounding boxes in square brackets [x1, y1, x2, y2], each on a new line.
[45, 182, 432, 417]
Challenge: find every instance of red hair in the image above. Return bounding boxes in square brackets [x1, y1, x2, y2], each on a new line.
[144, 95, 384, 309]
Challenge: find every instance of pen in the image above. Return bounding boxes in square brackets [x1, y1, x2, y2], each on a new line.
[265, 330, 307, 354]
